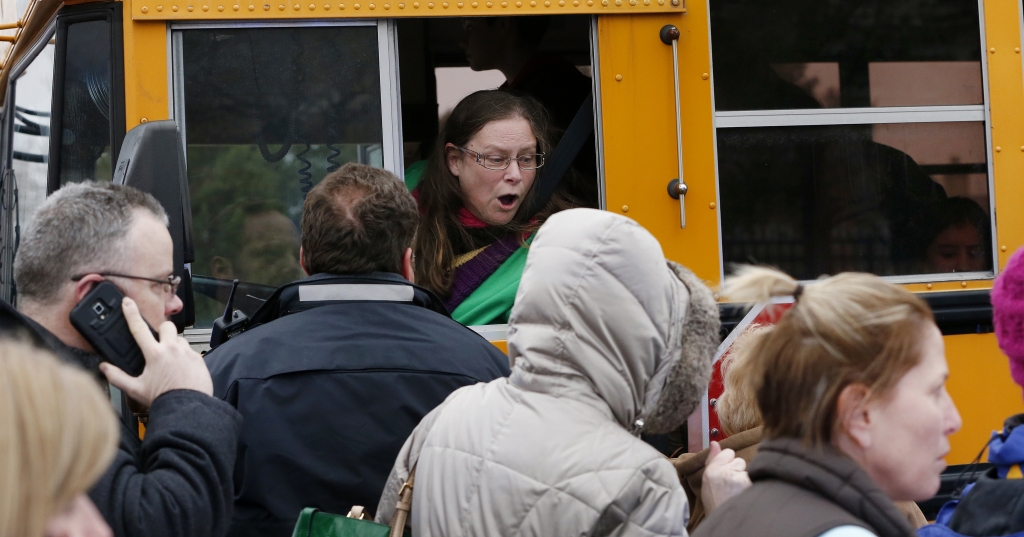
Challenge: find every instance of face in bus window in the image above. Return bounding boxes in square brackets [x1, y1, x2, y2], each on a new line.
[447, 117, 538, 226]
[926, 222, 986, 273]
[210, 210, 303, 285]
[460, 18, 508, 73]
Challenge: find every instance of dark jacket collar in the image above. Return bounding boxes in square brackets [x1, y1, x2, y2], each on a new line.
[749, 437, 914, 537]
[0, 298, 107, 386]
[246, 272, 450, 327]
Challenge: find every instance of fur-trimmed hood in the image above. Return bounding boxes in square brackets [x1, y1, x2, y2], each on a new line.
[507, 208, 719, 434]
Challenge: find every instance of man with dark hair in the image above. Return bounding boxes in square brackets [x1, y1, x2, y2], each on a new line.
[205, 163, 510, 537]
[4, 181, 242, 537]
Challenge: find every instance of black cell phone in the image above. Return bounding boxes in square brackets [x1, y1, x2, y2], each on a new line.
[69, 281, 157, 377]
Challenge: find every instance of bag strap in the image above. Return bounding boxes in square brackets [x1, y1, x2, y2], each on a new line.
[388, 466, 417, 537]
[524, 92, 594, 218]
[292, 507, 319, 537]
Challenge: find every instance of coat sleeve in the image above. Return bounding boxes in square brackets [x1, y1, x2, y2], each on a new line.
[611, 458, 691, 537]
[89, 389, 243, 537]
[374, 394, 457, 524]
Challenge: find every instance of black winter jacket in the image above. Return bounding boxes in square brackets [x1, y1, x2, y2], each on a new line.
[0, 299, 243, 537]
[205, 272, 511, 537]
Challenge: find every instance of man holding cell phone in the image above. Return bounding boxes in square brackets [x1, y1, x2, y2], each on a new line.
[2, 182, 241, 537]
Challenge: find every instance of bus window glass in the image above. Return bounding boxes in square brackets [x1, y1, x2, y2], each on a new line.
[11, 42, 55, 232]
[58, 20, 112, 184]
[179, 25, 384, 327]
[718, 121, 990, 279]
[710, 0, 984, 110]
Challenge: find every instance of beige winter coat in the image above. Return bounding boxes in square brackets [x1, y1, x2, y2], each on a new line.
[376, 208, 720, 537]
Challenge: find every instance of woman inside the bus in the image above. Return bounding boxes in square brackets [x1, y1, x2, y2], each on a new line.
[694, 266, 962, 537]
[413, 89, 577, 326]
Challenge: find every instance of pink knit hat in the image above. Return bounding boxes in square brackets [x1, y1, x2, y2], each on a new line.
[992, 247, 1024, 390]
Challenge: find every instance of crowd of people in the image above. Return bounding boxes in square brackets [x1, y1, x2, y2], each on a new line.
[0, 43, 1021, 537]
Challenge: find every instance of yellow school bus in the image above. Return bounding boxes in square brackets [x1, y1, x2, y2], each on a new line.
[0, 0, 1021, 505]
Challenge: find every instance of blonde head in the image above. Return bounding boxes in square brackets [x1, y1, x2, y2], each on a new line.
[0, 340, 118, 537]
[716, 324, 772, 437]
[722, 266, 934, 446]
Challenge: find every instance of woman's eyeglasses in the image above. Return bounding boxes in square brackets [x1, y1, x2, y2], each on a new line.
[457, 146, 546, 171]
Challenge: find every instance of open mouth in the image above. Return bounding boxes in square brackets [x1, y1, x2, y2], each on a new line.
[498, 194, 519, 209]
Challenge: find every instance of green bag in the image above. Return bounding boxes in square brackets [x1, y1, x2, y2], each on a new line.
[291, 508, 394, 537]
[290, 468, 416, 537]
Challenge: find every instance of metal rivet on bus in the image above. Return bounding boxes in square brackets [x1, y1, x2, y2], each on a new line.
[233, 4, 240, 9]
[413, 2, 418, 6]
[292, 3, 298, 8]
[559, 0, 564, 5]
[247, 4, 254, 9]
[441, 2, 447, 7]
[308, 3, 314, 8]
[545, 1, 551, 6]
[961, 281, 968, 288]
[996, 146, 1002, 152]
[188, 5, 194, 10]
[262, 4, 268, 9]
[709, 398, 717, 407]
[711, 428, 720, 437]
[277, 4, 284, 8]
[323, 3, 329, 7]
[1002, 245, 1009, 252]
[140, 117, 149, 123]
[427, 2, 433, 7]
[516, 1, 522, 6]
[531, 1, 537, 6]
[657, 0, 663, 4]
[472, 2, 477, 6]
[702, 73, 709, 80]
[172, 5, 179, 10]
[643, 0, 649, 5]
[353, 2, 359, 7]
[709, 202, 716, 209]
[573, 1, 579, 6]
[1020, 146, 1024, 152]
[601, 0, 607, 6]
[713, 293, 720, 300]
[218, 4, 224, 9]
[926, 283, 933, 290]
[614, 0, 621, 6]
[141, 5, 149, 12]
[621, 205, 629, 212]
[1017, 48, 1022, 53]
[990, 47, 996, 53]
[156, 5, 164, 11]
[501, 1, 506, 5]
[615, 74, 622, 81]
[588, 1, 594, 6]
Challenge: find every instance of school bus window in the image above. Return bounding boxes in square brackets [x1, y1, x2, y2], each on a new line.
[711, 0, 992, 281]
[709, 0, 983, 111]
[176, 24, 391, 327]
[10, 40, 55, 234]
[55, 20, 113, 185]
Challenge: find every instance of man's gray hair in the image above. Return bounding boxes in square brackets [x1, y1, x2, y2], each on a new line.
[13, 182, 169, 305]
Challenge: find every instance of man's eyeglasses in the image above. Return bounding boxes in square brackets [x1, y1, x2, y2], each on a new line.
[71, 272, 181, 296]
[456, 146, 546, 171]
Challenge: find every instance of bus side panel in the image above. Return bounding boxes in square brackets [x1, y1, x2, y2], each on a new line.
[945, 332, 1024, 464]
[597, 12, 720, 286]
[123, 18, 169, 132]
[984, 0, 1024, 269]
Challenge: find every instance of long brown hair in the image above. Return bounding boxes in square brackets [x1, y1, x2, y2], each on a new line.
[415, 89, 576, 297]
[722, 266, 934, 446]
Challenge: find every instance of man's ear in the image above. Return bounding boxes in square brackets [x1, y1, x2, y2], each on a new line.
[446, 144, 462, 178]
[402, 248, 415, 283]
[72, 274, 105, 304]
[299, 246, 310, 276]
[210, 256, 234, 280]
[836, 383, 874, 449]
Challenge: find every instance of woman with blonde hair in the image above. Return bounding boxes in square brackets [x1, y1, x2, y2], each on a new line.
[695, 266, 961, 537]
[0, 340, 119, 537]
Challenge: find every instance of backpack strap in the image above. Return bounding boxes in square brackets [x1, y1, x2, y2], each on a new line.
[524, 93, 594, 217]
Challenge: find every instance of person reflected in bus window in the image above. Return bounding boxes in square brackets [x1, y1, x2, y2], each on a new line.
[207, 200, 303, 287]
[0, 340, 119, 537]
[694, 266, 962, 537]
[920, 197, 990, 274]
[414, 90, 579, 326]
[458, 16, 598, 207]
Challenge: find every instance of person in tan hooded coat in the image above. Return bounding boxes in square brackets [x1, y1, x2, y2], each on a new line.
[376, 208, 721, 536]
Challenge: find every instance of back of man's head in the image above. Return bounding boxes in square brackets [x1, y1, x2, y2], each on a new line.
[301, 163, 417, 276]
[14, 182, 168, 306]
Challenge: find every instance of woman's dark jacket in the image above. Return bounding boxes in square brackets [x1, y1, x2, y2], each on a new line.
[694, 437, 916, 537]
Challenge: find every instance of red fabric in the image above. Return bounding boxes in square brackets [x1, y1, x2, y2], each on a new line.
[411, 186, 489, 228]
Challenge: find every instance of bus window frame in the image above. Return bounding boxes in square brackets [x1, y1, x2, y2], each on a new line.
[0, 21, 56, 304]
[168, 19, 405, 177]
[47, 2, 127, 194]
[589, 14, 606, 210]
[708, 0, 999, 285]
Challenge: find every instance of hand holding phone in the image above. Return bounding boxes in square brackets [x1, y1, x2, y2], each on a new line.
[97, 296, 214, 407]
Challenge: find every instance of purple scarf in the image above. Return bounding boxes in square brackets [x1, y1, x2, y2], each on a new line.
[444, 234, 522, 313]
